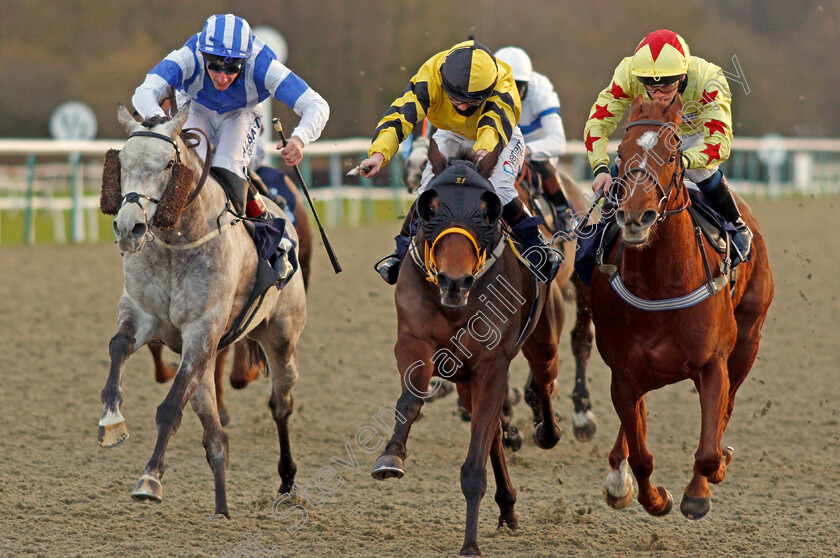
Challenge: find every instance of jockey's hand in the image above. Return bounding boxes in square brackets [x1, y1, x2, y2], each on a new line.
[359, 153, 385, 178]
[278, 136, 304, 167]
[474, 148, 489, 164]
[592, 172, 612, 193]
[524, 146, 532, 160]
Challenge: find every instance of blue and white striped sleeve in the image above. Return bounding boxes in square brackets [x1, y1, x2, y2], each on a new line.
[258, 58, 329, 146]
[132, 41, 198, 120]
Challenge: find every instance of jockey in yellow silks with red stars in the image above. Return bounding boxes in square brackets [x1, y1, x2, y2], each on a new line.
[584, 29, 752, 259]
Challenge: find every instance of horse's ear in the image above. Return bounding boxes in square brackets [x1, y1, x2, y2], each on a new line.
[417, 189, 440, 222]
[477, 144, 502, 179]
[162, 101, 191, 136]
[479, 191, 502, 225]
[427, 138, 447, 176]
[630, 95, 645, 119]
[117, 103, 143, 135]
[666, 95, 683, 125]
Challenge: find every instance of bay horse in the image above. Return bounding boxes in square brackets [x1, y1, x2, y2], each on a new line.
[403, 126, 598, 444]
[594, 96, 773, 519]
[98, 102, 307, 518]
[371, 153, 565, 556]
[147, 168, 313, 426]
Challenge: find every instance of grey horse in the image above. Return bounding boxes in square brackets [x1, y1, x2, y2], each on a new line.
[98, 102, 306, 519]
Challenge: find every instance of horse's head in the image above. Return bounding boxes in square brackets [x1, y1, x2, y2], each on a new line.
[613, 95, 686, 246]
[102, 102, 194, 253]
[417, 154, 502, 308]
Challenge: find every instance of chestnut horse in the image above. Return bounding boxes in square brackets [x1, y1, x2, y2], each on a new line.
[594, 96, 773, 519]
[371, 154, 565, 556]
[148, 172, 312, 426]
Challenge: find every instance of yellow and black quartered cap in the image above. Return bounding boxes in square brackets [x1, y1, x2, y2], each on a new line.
[440, 41, 498, 103]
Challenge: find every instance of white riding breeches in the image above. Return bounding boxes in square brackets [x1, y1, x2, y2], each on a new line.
[418, 128, 525, 205]
[179, 95, 263, 179]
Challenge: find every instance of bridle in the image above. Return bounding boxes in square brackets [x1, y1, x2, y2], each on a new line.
[617, 119, 689, 221]
[119, 128, 212, 222]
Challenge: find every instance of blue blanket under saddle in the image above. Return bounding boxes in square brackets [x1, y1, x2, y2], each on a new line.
[574, 188, 745, 286]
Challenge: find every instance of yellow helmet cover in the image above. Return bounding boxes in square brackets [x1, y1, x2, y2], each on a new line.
[631, 29, 691, 81]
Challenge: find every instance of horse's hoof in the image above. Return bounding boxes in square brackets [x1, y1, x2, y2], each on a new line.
[130, 474, 163, 502]
[646, 487, 673, 517]
[603, 484, 634, 510]
[98, 412, 129, 448]
[218, 409, 231, 428]
[507, 387, 523, 407]
[531, 421, 561, 450]
[497, 513, 520, 532]
[572, 410, 597, 442]
[459, 543, 482, 556]
[371, 455, 404, 481]
[206, 513, 230, 522]
[680, 493, 711, 520]
[503, 426, 524, 452]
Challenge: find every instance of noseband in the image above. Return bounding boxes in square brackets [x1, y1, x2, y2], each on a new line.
[618, 119, 688, 221]
[424, 227, 487, 284]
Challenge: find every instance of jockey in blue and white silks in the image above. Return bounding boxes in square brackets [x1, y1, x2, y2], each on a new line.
[132, 14, 329, 217]
[494, 47, 571, 212]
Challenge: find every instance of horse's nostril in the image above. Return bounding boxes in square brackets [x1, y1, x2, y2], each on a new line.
[461, 276, 474, 291]
[641, 210, 658, 227]
[131, 222, 147, 238]
[616, 211, 626, 227]
[112, 220, 120, 237]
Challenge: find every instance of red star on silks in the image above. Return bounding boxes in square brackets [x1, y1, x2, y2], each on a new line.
[700, 89, 719, 105]
[635, 30, 686, 61]
[610, 81, 630, 99]
[590, 103, 614, 120]
[585, 131, 600, 152]
[704, 119, 727, 136]
[701, 142, 722, 164]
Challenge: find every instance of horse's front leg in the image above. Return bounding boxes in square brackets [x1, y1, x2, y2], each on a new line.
[610, 380, 673, 516]
[99, 304, 157, 448]
[570, 276, 597, 441]
[460, 362, 508, 556]
[189, 358, 230, 518]
[371, 335, 435, 480]
[681, 359, 731, 520]
[131, 328, 218, 504]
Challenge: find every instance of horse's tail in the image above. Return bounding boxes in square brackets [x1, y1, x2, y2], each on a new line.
[245, 338, 269, 377]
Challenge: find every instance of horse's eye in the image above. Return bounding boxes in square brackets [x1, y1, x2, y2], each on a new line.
[669, 154, 676, 163]
[165, 160, 174, 170]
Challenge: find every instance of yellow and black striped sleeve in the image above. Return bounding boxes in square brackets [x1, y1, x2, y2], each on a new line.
[474, 86, 519, 153]
[368, 68, 432, 164]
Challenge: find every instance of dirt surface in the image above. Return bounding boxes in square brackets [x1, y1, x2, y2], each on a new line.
[1, 196, 838, 558]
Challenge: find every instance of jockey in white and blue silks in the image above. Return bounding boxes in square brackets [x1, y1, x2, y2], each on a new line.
[495, 47, 572, 211]
[132, 13, 329, 217]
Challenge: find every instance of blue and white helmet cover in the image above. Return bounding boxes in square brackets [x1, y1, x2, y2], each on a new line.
[198, 14, 253, 61]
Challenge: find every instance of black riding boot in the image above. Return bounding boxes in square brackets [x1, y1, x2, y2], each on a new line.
[212, 167, 249, 216]
[503, 198, 561, 283]
[375, 202, 416, 285]
[698, 171, 753, 260]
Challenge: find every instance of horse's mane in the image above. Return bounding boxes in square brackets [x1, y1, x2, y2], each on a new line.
[450, 147, 481, 166]
[141, 115, 171, 129]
